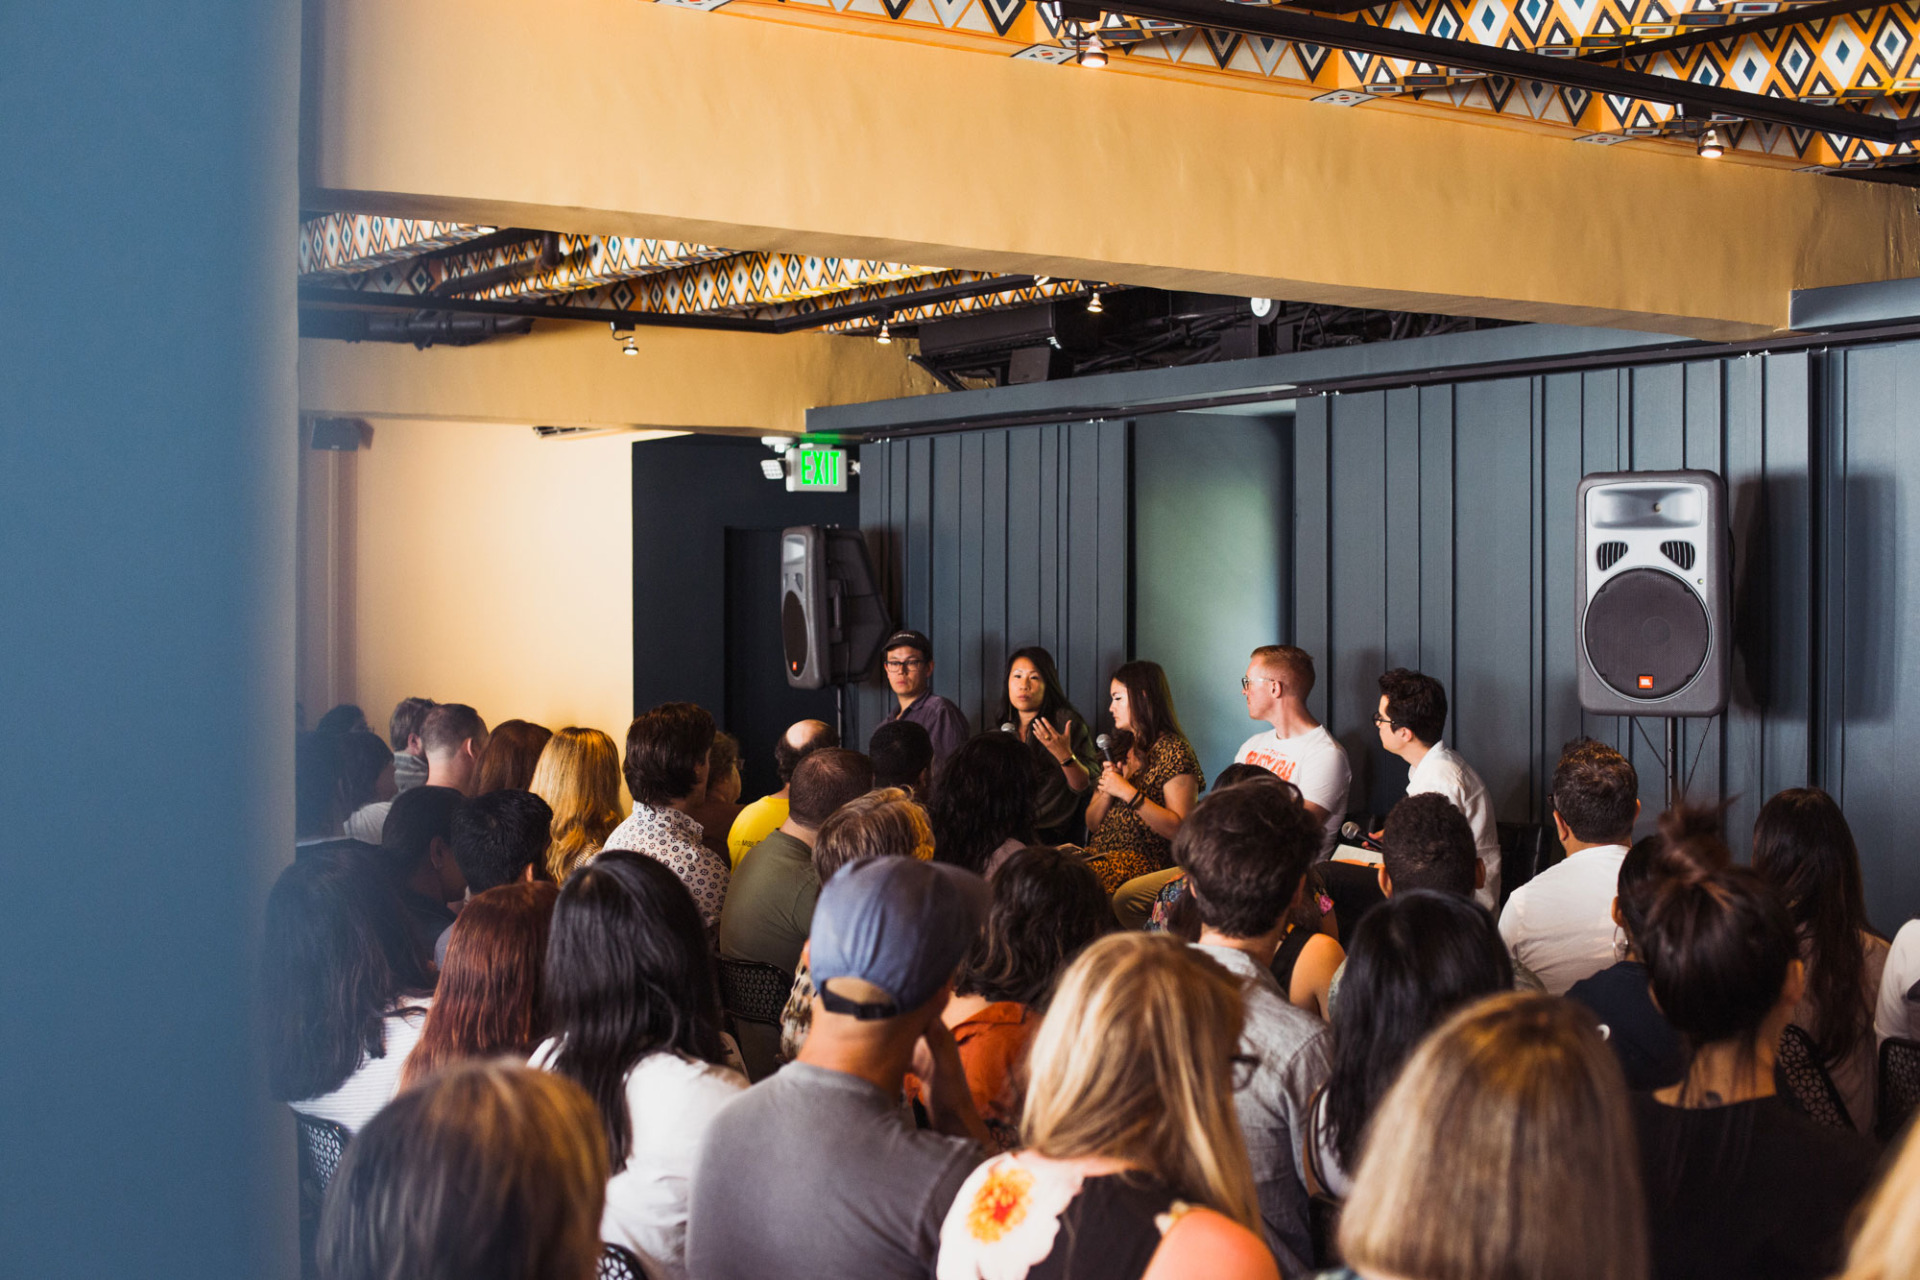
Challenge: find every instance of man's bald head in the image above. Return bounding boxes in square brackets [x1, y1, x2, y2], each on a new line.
[774, 719, 838, 784]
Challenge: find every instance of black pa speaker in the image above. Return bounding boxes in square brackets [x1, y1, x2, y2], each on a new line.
[780, 526, 893, 690]
[1576, 470, 1729, 716]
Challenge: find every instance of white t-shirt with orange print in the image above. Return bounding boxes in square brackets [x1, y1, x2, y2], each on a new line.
[1235, 724, 1351, 854]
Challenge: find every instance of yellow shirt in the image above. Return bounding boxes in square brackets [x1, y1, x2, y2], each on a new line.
[727, 794, 790, 866]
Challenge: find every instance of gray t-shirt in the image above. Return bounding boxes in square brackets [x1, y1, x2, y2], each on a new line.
[687, 1060, 982, 1280]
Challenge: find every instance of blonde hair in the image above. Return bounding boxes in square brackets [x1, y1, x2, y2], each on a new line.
[1339, 992, 1648, 1280]
[1020, 932, 1261, 1233]
[1839, 1120, 1920, 1279]
[811, 787, 933, 881]
[530, 728, 624, 882]
[1249, 644, 1314, 697]
[318, 1059, 607, 1280]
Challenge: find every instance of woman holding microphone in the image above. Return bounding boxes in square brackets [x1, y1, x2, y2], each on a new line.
[1084, 660, 1204, 895]
[995, 647, 1100, 845]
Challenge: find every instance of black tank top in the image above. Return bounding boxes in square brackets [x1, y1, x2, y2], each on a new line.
[1030, 1172, 1183, 1280]
[1270, 923, 1313, 991]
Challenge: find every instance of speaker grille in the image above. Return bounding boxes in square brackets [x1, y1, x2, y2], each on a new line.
[1661, 540, 1696, 571]
[1583, 569, 1710, 700]
[781, 590, 810, 676]
[1596, 541, 1628, 572]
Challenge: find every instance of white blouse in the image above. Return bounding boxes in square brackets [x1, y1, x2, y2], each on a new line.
[289, 1002, 432, 1134]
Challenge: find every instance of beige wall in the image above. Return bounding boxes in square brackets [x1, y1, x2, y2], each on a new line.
[297, 417, 639, 758]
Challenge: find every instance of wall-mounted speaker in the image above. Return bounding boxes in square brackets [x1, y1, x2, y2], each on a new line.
[780, 526, 894, 690]
[1576, 470, 1729, 716]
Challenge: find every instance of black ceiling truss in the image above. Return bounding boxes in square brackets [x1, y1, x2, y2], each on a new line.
[1070, 0, 1913, 144]
[1577, 0, 1892, 63]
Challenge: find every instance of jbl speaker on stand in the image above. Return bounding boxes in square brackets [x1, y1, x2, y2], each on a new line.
[780, 525, 893, 692]
[1576, 470, 1729, 803]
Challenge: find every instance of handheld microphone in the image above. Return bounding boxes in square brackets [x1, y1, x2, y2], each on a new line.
[1000, 722, 1016, 734]
[1339, 821, 1386, 853]
[1095, 733, 1116, 765]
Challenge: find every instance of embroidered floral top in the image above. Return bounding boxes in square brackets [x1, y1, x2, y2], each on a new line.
[936, 1153, 1194, 1280]
[1085, 734, 1205, 894]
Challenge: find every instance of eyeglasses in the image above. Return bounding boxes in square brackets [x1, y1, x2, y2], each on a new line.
[883, 658, 927, 672]
[1373, 713, 1401, 730]
[1240, 676, 1280, 692]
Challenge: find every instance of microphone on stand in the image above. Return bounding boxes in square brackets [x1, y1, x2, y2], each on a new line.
[1339, 821, 1386, 853]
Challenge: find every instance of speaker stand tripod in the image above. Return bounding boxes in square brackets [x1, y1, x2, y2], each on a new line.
[1631, 714, 1717, 812]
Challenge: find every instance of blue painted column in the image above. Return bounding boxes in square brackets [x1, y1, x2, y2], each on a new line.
[0, 0, 299, 1275]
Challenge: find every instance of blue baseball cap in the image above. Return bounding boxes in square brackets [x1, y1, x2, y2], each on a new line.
[811, 857, 990, 1020]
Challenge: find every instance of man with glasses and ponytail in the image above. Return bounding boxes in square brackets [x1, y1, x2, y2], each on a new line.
[879, 629, 969, 768]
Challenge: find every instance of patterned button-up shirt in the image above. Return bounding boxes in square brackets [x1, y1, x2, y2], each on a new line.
[602, 803, 730, 929]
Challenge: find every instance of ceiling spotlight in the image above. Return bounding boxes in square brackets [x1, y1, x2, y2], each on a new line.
[1087, 290, 1104, 314]
[1698, 126, 1724, 159]
[1034, 275, 1052, 286]
[621, 335, 638, 356]
[1078, 33, 1108, 67]
[876, 318, 893, 345]
[610, 322, 637, 356]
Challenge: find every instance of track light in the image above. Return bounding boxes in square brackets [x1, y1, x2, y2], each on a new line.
[1698, 126, 1724, 159]
[1087, 291, 1104, 314]
[621, 335, 638, 356]
[876, 318, 892, 345]
[610, 322, 637, 356]
[1034, 275, 1052, 286]
[1078, 34, 1108, 67]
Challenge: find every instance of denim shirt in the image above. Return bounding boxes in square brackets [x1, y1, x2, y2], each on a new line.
[1193, 942, 1333, 1279]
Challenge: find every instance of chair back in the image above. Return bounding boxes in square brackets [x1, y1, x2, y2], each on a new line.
[1775, 1023, 1855, 1131]
[599, 1242, 645, 1280]
[1878, 1036, 1920, 1143]
[718, 957, 794, 1026]
[294, 1112, 351, 1280]
[1496, 822, 1548, 907]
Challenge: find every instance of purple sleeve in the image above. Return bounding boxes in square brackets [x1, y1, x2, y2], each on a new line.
[927, 699, 970, 765]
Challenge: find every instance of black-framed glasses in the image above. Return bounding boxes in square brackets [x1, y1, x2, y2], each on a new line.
[1373, 713, 1400, 729]
[884, 658, 927, 672]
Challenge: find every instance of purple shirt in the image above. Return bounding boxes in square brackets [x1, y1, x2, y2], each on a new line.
[884, 693, 969, 767]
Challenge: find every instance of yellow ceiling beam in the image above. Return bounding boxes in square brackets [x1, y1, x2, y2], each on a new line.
[297, 321, 939, 436]
[308, 0, 1920, 339]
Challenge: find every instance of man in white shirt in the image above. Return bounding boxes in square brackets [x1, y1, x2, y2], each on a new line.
[1234, 645, 1351, 856]
[1373, 668, 1502, 909]
[1497, 738, 1639, 996]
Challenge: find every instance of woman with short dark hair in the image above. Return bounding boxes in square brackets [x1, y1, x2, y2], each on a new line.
[1752, 787, 1889, 1133]
[264, 844, 435, 1132]
[401, 881, 559, 1089]
[1635, 861, 1880, 1280]
[317, 1059, 607, 1280]
[601, 703, 728, 929]
[534, 851, 746, 1279]
[928, 732, 1038, 878]
[993, 646, 1098, 843]
[1084, 660, 1204, 895]
[1307, 889, 1512, 1199]
[910, 846, 1114, 1149]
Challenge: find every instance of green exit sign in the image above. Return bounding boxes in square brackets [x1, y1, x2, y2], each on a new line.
[788, 448, 848, 492]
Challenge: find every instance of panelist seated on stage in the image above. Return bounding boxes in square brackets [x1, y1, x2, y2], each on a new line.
[1373, 668, 1502, 910]
[1234, 646, 1350, 856]
[879, 629, 969, 768]
[1499, 738, 1639, 996]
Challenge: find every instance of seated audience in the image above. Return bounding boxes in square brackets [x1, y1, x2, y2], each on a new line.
[338, 729, 398, 845]
[996, 646, 1099, 843]
[1329, 994, 1648, 1280]
[1499, 737, 1639, 994]
[687, 731, 744, 864]
[1634, 859, 1880, 1280]
[530, 726, 624, 883]
[929, 732, 1038, 877]
[536, 852, 747, 1280]
[688, 857, 990, 1280]
[1373, 667, 1501, 908]
[1178, 776, 1333, 1275]
[1837, 1120, 1920, 1279]
[1091, 659, 1204, 901]
[265, 844, 435, 1133]
[472, 718, 552, 794]
[450, 788, 554, 893]
[401, 881, 560, 1089]
[314, 703, 370, 736]
[1876, 917, 1920, 1042]
[869, 719, 934, 795]
[779, 788, 938, 1062]
[388, 695, 435, 794]
[316, 1059, 607, 1280]
[912, 846, 1113, 1150]
[351, 703, 490, 842]
[728, 719, 836, 865]
[719, 747, 874, 1078]
[1753, 787, 1890, 1133]
[1567, 819, 1726, 1092]
[603, 703, 728, 930]
[296, 729, 353, 844]
[1308, 890, 1512, 1200]
[1377, 791, 1482, 901]
[378, 785, 467, 964]
[937, 932, 1279, 1280]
